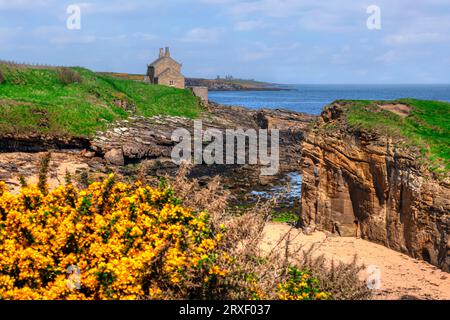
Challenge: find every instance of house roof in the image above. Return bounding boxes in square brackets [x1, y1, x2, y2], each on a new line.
[149, 56, 182, 67]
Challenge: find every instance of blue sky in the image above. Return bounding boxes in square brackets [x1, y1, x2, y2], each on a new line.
[1, 0, 450, 84]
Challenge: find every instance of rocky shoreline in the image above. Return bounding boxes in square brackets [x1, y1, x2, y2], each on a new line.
[1, 100, 448, 273]
[0, 102, 315, 212]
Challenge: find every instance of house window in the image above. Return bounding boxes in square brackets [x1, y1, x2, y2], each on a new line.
[169, 80, 175, 86]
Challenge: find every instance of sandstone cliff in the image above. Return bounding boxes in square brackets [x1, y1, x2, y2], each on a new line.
[300, 101, 450, 271]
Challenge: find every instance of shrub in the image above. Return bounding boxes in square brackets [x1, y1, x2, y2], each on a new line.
[58, 67, 82, 85]
[0, 174, 335, 300]
[277, 267, 331, 300]
[0, 163, 367, 300]
[0, 69, 4, 84]
[0, 176, 232, 299]
[164, 164, 371, 300]
[296, 247, 372, 300]
[38, 152, 51, 195]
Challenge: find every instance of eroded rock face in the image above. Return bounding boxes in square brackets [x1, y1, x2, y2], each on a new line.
[0, 135, 90, 152]
[255, 108, 315, 132]
[91, 104, 315, 176]
[300, 102, 450, 271]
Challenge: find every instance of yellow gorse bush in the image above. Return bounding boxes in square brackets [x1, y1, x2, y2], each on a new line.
[277, 267, 331, 300]
[0, 175, 229, 300]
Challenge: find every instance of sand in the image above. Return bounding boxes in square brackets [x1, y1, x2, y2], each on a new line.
[378, 103, 411, 118]
[261, 222, 450, 300]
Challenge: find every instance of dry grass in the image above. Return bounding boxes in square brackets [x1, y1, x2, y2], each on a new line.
[164, 162, 372, 300]
[57, 67, 82, 85]
[296, 246, 372, 300]
[38, 152, 51, 195]
[169, 163, 230, 225]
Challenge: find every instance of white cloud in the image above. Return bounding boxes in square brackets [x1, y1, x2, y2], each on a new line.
[201, 0, 235, 4]
[234, 20, 267, 31]
[0, 27, 23, 46]
[76, 1, 138, 14]
[32, 26, 61, 36]
[384, 32, 448, 45]
[204, 0, 365, 32]
[239, 42, 302, 62]
[88, 32, 156, 42]
[98, 34, 128, 41]
[330, 45, 353, 65]
[181, 28, 222, 43]
[74, 0, 168, 15]
[375, 50, 398, 64]
[30, 25, 156, 45]
[0, 0, 53, 9]
[227, 0, 305, 18]
[299, 9, 356, 32]
[50, 34, 96, 45]
[132, 32, 157, 41]
[203, 0, 450, 37]
[242, 51, 269, 62]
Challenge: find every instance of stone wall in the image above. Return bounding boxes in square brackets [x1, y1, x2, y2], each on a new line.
[188, 86, 209, 104]
[158, 69, 185, 89]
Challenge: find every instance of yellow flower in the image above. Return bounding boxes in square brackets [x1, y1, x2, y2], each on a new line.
[0, 178, 233, 301]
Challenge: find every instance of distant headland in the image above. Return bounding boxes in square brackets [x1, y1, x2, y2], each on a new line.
[101, 72, 287, 92]
[100, 47, 287, 92]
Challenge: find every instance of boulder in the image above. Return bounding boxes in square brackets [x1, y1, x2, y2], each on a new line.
[104, 148, 124, 166]
[82, 150, 96, 158]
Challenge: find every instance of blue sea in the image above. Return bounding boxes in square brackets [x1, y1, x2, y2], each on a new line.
[209, 84, 450, 115]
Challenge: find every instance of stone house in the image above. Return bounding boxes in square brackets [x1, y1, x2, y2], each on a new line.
[145, 47, 185, 89]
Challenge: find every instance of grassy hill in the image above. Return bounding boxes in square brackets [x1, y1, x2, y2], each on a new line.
[0, 65, 202, 137]
[340, 99, 450, 173]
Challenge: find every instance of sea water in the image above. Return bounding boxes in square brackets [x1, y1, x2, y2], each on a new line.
[209, 84, 450, 115]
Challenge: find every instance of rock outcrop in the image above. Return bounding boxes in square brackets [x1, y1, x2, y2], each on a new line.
[0, 102, 315, 211]
[0, 135, 90, 152]
[91, 104, 315, 175]
[300, 102, 450, 271]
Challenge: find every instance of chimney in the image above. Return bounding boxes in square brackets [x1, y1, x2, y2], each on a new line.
[165, 47, 170, 57]
[159, 48, 164, 58]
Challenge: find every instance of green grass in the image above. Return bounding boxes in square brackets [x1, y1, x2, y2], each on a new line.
[0, 65, 202, 137]
[341, 99, 450, 173]
[272, 212, 299, 224]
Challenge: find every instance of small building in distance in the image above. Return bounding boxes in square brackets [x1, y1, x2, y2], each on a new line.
[145, 47, 185, 89]
[144, 47, 208, 105]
